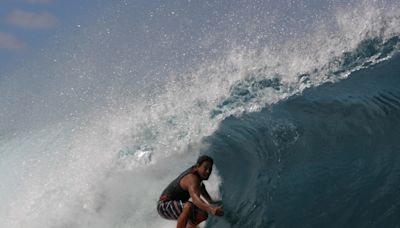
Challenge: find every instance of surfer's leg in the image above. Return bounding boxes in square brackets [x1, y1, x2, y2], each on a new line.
[177, 202, 192, 228]
[187, 205, 208, 227]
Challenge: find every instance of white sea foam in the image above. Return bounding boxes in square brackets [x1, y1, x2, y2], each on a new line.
[0, 1, 399, 227]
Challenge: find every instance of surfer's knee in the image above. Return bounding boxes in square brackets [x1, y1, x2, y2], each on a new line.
[178, 202, 192, 220]
[186, 203, 208, 225]
[194, 210, 208, 224]
[182, 202, 192, 213]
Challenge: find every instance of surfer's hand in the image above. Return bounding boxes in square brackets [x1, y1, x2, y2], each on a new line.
[210, 206, 224, 217]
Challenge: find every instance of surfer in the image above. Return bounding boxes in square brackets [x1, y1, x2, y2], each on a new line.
[157, 155, 224, 228]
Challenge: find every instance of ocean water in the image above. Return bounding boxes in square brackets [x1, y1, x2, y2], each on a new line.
[0, 1, 399, 228]
[206, 52, 400, 228]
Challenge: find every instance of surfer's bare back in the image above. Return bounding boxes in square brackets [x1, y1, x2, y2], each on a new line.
[157, 155, 224, 228]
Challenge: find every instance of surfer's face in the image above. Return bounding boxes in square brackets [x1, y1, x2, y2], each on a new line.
[197, 160, 213, 180]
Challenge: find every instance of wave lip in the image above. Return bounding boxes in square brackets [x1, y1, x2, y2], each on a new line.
[211, 33, 400, 120]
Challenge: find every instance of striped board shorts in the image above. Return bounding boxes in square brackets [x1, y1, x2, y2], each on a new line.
[157, 198, 207, 223]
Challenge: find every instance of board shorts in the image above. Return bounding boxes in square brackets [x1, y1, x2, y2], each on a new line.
[157, 196, 207, 224]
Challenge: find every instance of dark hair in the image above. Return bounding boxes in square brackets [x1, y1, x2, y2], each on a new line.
[196, 155, 213, 166]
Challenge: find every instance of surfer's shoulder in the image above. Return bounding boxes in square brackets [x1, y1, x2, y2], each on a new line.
[181, 172, 201, 187]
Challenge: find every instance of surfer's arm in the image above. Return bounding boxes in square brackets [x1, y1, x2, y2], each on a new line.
[185, 175, 222, 215]
[188, 179, 213, 212]
[201, 184, 222, 206]
[200, 183, 213, 204]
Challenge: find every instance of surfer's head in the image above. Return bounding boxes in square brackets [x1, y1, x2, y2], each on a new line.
[195, 155, 213, 180]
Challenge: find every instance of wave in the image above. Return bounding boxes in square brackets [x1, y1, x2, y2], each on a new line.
[211, 34, 400, 119]
[206, 53, 400, 227]
[0, 1, 399, 228]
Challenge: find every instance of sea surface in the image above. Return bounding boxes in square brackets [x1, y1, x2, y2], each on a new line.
[0, 1, 399, 227]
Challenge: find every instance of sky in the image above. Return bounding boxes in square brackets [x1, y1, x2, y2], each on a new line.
[0, 0, 242, 76]
[0, 0, 343, 71]
[0, 0, 94, 69]
[0, 0, 334, 72]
